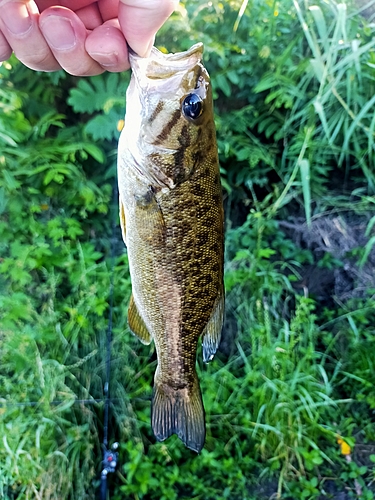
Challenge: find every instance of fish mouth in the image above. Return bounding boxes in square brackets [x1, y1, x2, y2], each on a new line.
[149, 43, 203, 62]
[129, 43, 204, 80]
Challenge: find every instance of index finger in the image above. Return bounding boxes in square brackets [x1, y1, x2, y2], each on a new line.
[117, 0, 177, 57]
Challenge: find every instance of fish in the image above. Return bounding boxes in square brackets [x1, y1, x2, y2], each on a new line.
[117, 43, 224, 453]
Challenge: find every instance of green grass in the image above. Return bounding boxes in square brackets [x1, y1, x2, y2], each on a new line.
[1, 0, 375, 498]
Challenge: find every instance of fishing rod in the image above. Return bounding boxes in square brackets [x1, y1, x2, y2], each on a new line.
[100, 179, 120, 500]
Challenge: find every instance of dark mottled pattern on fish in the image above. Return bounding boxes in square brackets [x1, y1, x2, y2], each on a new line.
[154, 139, 223, 386]
[154, 108, 181, 145]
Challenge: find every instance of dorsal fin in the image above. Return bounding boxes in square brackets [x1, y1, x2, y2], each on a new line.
[128, 294, 152, 345]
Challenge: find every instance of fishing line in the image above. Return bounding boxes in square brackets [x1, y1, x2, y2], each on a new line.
[0, 398, 121, 407]
[0, 397, 150, 408]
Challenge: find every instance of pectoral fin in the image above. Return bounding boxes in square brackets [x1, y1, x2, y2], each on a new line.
[128, 294, 152, 345]
[134, 187, 166, 245]
[202, 290, 224, 363]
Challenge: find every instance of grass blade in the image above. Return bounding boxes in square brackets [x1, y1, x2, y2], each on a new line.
[299, 159, 311, 227]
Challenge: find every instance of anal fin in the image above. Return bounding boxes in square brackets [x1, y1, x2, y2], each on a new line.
[128, 294, 152, 345]
[202, 290, 224, 363]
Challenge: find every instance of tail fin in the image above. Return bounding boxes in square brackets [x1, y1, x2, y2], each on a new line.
[151, 375, 205, 453]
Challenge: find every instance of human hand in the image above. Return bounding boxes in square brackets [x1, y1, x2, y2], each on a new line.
[0, 0, 177, 75]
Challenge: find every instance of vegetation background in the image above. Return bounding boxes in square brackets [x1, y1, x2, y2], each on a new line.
[1, 0, 375, 498]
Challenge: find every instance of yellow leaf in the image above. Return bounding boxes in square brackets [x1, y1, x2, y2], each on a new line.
[117, 119, 125, 132]
[340, 441, 351, 456]
[337, 437, 351, 455]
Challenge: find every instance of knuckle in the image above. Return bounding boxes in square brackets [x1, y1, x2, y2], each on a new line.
[17, 49, 60, 71]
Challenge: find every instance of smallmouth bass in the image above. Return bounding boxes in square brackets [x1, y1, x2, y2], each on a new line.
[117, 43, 224, 453]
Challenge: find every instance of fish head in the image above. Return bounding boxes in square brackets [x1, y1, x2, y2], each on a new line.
[122, 43, 215, 188]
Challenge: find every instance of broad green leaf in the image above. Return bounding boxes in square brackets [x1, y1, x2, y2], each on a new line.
[84, 109, 122, 141]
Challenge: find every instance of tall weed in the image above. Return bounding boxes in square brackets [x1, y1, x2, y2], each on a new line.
[1, 1, 375, 499]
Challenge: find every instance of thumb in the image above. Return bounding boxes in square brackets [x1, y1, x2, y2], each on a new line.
[118, 0, 177, 57]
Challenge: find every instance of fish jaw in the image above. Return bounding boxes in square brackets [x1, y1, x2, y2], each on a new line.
[128, 43, 204, 96]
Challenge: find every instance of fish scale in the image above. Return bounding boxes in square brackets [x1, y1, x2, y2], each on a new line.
[117, 43, 224, 453]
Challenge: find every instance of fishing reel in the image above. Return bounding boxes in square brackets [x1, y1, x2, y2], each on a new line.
[100, 442, 119, 500]
[102, 442, 119, 475]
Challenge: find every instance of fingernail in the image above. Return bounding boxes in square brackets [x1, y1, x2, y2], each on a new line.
[40, 16, 76, 50]
[0, 2, 32, 35]
[91, 51, 118, 68]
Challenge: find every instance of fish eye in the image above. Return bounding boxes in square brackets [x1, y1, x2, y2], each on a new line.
[182, 94, 203, 121]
